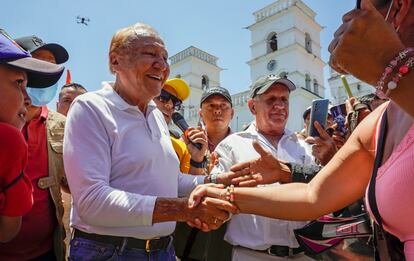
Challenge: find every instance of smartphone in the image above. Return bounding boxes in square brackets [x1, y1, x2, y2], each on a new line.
[330, 103, 348, 135]
[308, 99, 330, 137]
[356, 0, 361, 9]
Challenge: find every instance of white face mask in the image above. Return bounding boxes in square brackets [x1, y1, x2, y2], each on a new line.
[384, 0, 401, 32]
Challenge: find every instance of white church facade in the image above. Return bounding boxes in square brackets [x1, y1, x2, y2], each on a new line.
[169, 0, 372, 133]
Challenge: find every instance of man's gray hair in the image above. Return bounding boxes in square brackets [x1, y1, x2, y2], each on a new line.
[108, 23, 162, 74]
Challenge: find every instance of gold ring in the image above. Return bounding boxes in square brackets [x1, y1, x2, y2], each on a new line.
[214, 218, 218, 224]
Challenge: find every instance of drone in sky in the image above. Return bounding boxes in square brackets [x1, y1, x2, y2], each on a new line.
[76, 16, 90, 26]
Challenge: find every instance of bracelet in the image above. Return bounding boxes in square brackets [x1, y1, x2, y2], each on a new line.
[377, 48, 414, 91]
[190, 156, 207, 168]
[225, 185, 235, 203]
[385, 56, 414, 96]
[376, 48, 414, 97]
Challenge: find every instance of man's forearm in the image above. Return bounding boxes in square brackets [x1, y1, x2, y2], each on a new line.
[152, 197, 188, 224]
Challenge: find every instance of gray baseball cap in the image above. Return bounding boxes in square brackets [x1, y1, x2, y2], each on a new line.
[250, 74, 296, 98]
[200, 87, 232, 107]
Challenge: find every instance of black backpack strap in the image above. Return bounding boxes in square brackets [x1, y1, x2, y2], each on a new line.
[0, 172, 24, 193]
[367, 109, 388, 229]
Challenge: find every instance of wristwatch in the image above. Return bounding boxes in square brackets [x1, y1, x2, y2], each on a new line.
[190, 156, 207, 169]
[210, 173, 219, 184]
[289, 162, 321, 183]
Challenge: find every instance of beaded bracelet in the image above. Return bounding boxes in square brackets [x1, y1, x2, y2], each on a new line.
[385, 56, 414, 96]
[377, 48, 414, 94]
[225, 185, 235, 203]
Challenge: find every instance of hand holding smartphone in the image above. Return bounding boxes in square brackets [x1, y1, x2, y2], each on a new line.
[330, 103, 348, 135]
[308, 99, 330, 137]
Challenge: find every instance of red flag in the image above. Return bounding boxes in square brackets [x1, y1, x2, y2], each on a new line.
[66, 69, 72, 84]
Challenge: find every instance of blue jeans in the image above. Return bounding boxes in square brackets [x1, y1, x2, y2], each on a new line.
[68, 236, 176, 261]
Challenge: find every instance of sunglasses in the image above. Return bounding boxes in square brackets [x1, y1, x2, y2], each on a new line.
[157, 89, 182, 111]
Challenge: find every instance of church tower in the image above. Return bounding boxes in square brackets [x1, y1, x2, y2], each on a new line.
[169, 46, 222, 127]
[244, 0, 325, 131]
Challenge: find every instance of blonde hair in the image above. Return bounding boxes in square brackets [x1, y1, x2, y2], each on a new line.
[108, 23, 162, 74]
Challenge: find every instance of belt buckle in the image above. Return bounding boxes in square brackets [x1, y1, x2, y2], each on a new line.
[288, 247, 294, 257]
[145, 239, 150, 253]
[145, 237, 160, 253]
[267, 248, 274, 256]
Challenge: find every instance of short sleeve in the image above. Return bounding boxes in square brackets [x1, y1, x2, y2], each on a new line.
[0, 123, 33, 217]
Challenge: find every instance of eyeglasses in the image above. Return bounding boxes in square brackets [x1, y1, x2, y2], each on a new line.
[156, 89, 182, 111]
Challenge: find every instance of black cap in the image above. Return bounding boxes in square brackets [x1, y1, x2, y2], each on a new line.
[15, 35, 69, 64]
[302, 106, 311, 120]
[200, 87, 232, 107]
[250, 74, 296, 98]
[0, 29, 64, 88]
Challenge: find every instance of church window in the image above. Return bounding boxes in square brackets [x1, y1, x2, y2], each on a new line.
[201, 75, 209, 90]
[267, 32, 278, 53]
[313, 79, 319, 95]
[305, 74, 311, 90]
[305, 33, 312, 53]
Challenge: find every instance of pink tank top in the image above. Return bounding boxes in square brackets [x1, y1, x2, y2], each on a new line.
[366, 110, 414, 260]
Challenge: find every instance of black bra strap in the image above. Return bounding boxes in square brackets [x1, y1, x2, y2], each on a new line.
[368, 110, 388, 229]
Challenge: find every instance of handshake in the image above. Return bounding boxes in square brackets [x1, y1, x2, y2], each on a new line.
[181, 184, 238, 232]
[182, 140, 292, 231]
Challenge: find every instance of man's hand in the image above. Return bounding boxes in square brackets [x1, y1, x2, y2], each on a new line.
[305, 121, 337, 165]
[183, 127, 208, 162]
[332, 130, 347, 150]
[226, 140, 291, 187]
[328, 0, 404, 85]
[206, 152, 219, 174]
[185, 184, 239, 232]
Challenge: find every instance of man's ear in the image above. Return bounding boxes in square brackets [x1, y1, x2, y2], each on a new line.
[248, 99, 256, 115]
[230, 108, 234, 120]
[109, 52, 120, 73]
[393, 0, 411, 29]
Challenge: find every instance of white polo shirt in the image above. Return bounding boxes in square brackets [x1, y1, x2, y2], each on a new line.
[64, 82, 204, 239]
[211, 122, 315, 250]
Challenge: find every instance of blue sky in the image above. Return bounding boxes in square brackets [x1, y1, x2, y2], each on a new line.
[2, 0, 355, 107]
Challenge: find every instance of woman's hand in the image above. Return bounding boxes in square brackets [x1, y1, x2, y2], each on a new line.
[329, 0, 404, 85]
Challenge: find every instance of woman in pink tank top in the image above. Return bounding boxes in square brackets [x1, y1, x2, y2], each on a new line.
[186, 1, 414, 260]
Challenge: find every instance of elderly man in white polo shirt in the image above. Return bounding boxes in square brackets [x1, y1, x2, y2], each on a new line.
[63, 23, 235, 260]
[210, 75, 316, 261]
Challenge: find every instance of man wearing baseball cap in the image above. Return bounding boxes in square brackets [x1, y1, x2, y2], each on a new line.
[154, 78, 208, 175]
[208, 74, 317, 260]
[199, 86, 233, 152]
[175, 87, 235, 261]
[0, 29, 63, 244]
[0, 33, 68, 260]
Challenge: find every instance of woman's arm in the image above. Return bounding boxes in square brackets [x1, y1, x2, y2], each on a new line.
[189, 105, 385, 220]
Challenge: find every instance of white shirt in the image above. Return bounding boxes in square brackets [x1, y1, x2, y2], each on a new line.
[210, 122, 315, 250]
[63, 82, 204, 239]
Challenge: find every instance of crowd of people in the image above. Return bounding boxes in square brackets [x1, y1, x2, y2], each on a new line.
[1, 0, 413, 260]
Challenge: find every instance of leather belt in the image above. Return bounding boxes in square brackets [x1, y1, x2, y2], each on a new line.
[74, 229, 171, 252]
[251, 245, 303, 257]
[266, 245, 303, 257]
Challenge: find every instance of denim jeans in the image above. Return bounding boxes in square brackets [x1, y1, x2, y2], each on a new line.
[68, 236, 176, 261]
